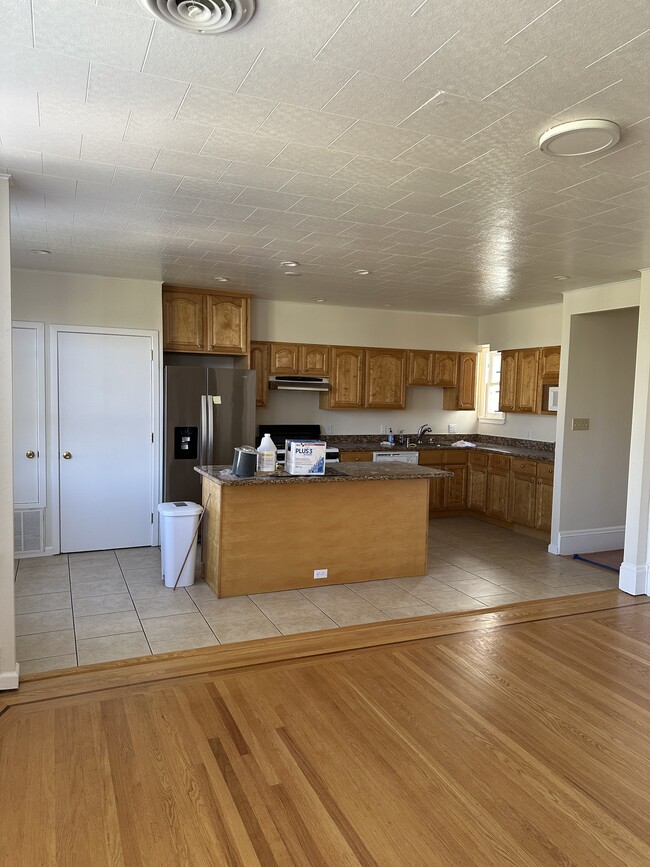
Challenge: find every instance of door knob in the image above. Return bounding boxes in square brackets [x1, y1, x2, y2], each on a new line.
[25, 450, 35, 459]
[62, 452, 72, 460]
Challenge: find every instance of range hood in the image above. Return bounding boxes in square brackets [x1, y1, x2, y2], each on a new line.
[269, 375, 330, 392]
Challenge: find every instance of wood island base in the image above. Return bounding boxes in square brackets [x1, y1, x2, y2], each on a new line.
[200, 476, 429, 597]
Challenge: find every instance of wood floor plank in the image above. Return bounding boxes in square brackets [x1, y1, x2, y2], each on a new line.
[1, 594, 650, 865]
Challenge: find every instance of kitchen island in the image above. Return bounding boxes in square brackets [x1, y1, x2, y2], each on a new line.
[195, 463, 450, 597]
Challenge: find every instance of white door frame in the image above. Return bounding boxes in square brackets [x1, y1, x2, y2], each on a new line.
[12, 321, 46, 509]
[49, 324, 161, 553]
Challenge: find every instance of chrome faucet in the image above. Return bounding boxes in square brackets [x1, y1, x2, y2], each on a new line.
[416, 424, 432, 444]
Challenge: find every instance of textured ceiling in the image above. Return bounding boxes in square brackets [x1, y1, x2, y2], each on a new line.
[2, 0, 650, 314]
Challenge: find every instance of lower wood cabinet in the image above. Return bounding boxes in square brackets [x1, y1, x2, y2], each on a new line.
[486, 469, 510, 521]
[443, 463, 467, 509]
[467, 452, 488, 511]
[250, 341, 270, 408]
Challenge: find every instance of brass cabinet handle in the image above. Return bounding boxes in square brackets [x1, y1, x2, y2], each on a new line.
[25, 450, 35, 459]
[62, 452, 72, 460]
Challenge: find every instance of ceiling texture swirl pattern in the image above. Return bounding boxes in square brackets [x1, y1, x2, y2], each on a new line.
[2, 0, 649, 312]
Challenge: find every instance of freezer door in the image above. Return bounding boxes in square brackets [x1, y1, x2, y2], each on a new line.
[206, 368, 257, 464]
[164, 366, 207, 503]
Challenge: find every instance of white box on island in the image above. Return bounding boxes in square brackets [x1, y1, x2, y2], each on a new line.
[284, 439, 326, 475]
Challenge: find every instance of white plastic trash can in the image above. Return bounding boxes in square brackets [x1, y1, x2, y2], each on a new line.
[158, 501, 203, 588]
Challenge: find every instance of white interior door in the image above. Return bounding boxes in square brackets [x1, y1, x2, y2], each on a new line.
[12, 323, 45, 507]
[57, 330, 154, 552]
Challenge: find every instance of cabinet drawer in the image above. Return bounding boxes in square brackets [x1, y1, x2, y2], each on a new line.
[512, 459, 537, 475]
[536, 461, 554, 479]
[339, 451, 373, 462]
[418, 451, 442, 466]
[488, 454, 511, 470]
[469, 451, 488, 468]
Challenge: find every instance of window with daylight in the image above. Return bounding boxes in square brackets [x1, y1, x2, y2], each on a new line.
[478, 348, 505, 423]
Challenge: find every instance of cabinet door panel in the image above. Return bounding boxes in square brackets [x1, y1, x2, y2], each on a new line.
[205, 295, 248, 354]
[535, 478, 554, 533]
[364, 348, 406, 409]
[515, 348, 540, 413]
[163, 291, 204, 352]
[327, 347, 364, 408]
[300, 344, 329, 375]
[486, 470, 509, 520]
[407, 350, 433, 386]
[456, 353, 477, 410]
[467, 466, 487, 511]
[270, 343, 300, 374]
[509, 474, 536, 527]
[250, 341, 270, 408]
[432, 352, 458, 387]
[443, 464, 467, 509]
[498, 350, 518, 412]
[429, 477, 444, 510]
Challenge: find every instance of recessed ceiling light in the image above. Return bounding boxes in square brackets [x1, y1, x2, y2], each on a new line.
[30, 249, 51, 255]
[281, 260, 300, 267]
[539, 119, 620, 157]
[312, 298, 326, 303]
[553, 275, 570, 280]
[213, 276, 230, 282]
[284, 271, 300, 276]
[384, 304, 393, 307]
[354, 269, 371, 276]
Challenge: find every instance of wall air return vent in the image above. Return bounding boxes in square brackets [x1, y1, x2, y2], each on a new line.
[138, 0, 255, 34]
[14, 509, 45, 555]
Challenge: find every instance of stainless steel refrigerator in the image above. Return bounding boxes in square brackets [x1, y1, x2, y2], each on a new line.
[164, 366, 256, 503]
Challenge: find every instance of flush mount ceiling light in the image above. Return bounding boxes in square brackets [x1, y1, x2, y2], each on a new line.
[539, 119, 620, 157]
[138, 0, 255, 34]
[312, 298, 326, 303]
[213, 276, 230, 282]
[284, 271, 300, 276]
[354, 269, 371, 276]
[30, 249, 51, 255]
[281, 260, 300, 268]
[553, 275, 570, 280]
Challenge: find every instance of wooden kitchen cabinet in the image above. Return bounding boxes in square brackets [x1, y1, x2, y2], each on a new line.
[270, 343, 300, 374]
[442, 352, 477, 411]
[443, 463, 468, 509]
[321, 346, 365, 409]
[499, 345, 559, 415]
[509, 462, 537, 527]
[429, 475, 444, 510]
[163, 286, 250, 355]
[339, 451, 373, 462]
[432, 351, 458, 387]
[467, 452, 488, 511]
[498, 350, 518, 413]
[364, 348, 406, 410]
[486, 454, 511, 521]
[250, 341, 270, 408]
[535, 463, 554, 532]
[300, 344, 329, 376]
[407, 350, 434, 386]
[516, 348, 540, 413]
[538, 345, 561, 415]
[205, 293, 249, 354]
[162, 290, 204, 353]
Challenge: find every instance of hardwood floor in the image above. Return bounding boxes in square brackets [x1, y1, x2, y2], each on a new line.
[2, 590, 650, 866]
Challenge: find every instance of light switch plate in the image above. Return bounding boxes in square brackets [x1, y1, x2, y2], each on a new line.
[572, 417, 590, 431]
[448, 424, 457, 434]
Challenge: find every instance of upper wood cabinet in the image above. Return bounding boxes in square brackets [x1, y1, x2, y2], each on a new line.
[269, 342, 329, 376]
[250, 341, 270, 408]
[407, 350, 434, 386]
[321, 346, 365, 409]
[442, 352, 477, 411]
[364, 348, 406, 410]
[499, 346, 538, 413]
[162, 291, 204, 353]
[270, 343, 300, 374]
[432, 351, 458, 387]
[162, 286, 249, 355]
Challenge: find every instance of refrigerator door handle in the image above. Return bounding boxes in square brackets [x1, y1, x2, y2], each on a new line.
[200, 394, 208, 465]
[206, 395, 215, 464]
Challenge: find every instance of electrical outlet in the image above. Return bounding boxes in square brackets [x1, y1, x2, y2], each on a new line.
[526, 429, 532, 439]
[325, 424, 333, 435]
[313, 569, 328, 580]
[380, 424, 387, 435]
[572, 417, 590, 431]
[448, 424, 457, 434]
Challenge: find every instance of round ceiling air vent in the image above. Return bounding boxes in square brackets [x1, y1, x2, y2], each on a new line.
[138, 0, 255, 34]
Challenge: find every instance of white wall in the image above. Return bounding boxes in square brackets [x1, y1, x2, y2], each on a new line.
[478, 303, 563, 442]
[551, 278, 642, 557]
[0, 177, 18, 689]
[11, 269, 163, 552]
[253, 299, 480, 435]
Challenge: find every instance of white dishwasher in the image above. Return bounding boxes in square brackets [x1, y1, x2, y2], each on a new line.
[372, 451, 419, 464]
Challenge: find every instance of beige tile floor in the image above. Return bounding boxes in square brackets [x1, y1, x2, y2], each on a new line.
[14, 518, 620, 675]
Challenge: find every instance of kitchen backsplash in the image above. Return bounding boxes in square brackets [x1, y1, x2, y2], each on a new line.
[326, 433, 555, 453]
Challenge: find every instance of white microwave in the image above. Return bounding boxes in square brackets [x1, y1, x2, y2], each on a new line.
[547, 386, 560, 412]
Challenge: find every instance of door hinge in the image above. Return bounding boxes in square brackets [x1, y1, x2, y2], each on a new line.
[151, 513, 154, 524]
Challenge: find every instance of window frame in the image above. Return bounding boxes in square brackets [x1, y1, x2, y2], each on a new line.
[478, 347, 506, 424]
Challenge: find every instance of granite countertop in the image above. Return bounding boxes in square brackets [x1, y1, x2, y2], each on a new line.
[195, 463, 451, 486]
[335, 441, 554, 463]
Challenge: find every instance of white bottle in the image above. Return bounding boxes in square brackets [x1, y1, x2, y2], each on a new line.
[257, 433, 277, 473]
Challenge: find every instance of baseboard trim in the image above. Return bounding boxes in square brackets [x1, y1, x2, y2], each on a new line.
[619, 562, 649, 596]
[15, 546, 56, 560]
[0, 665, 20, 691]
[556, 526, 625, 556]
